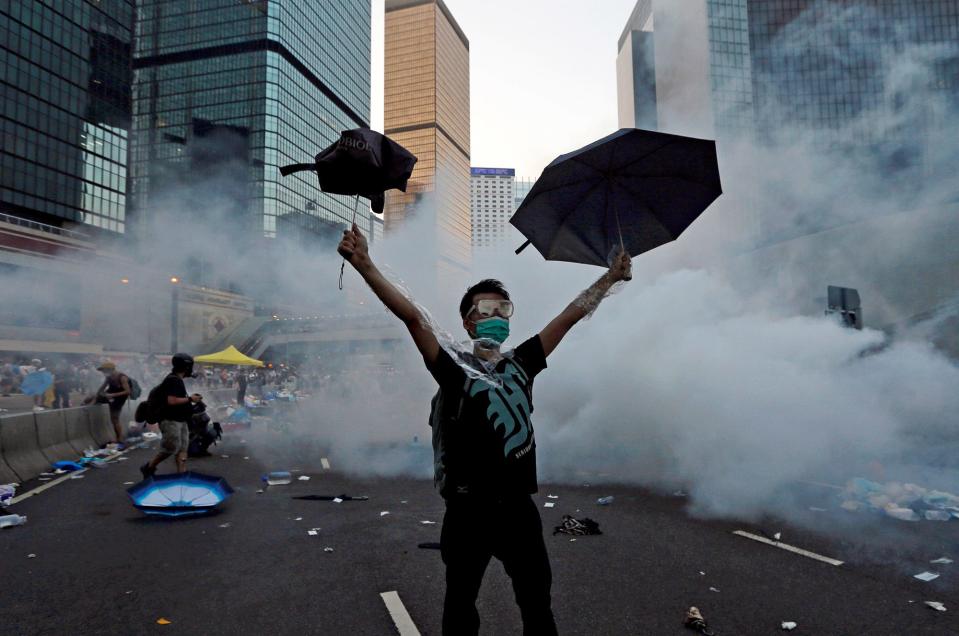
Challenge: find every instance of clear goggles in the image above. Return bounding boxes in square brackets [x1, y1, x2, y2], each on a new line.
[469, 299, 514, 319]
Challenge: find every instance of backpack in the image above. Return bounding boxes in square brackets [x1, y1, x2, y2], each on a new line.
[127, 376, 142, 400]
[428, 379, 469, 497]
[134, 382, 166, 424]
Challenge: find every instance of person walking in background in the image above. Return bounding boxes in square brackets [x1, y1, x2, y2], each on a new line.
[236, 370, 248, 405]
[141, 354, 199, 477]
[52, 361, 74, 409]
[87, 361, 131, 444]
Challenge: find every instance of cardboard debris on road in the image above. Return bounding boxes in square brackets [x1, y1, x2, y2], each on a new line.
[914, 571, 940, 582]
[156, 618, 172, 625]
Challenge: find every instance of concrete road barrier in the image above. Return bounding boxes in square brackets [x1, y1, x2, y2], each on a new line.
[87, 404, 115, 446]
[36, 410, 77, 464]
[64, 408, 98, 454]
[0, 412, 48, 482]
[0, 420, 20, 484]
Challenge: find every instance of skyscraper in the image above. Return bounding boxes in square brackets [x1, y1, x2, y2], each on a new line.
[1, 0, 135, 234]
[616, 0, 753, 139]
[470, 167, 514, 248]
[384, 0, 471, 277]
[130, 1, 372, 249]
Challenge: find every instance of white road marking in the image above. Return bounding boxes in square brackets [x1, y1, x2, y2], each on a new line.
[321, 457, 331, 470]
[9, 447, 135, 505]
[380, 591, 421, 636]
[733, 530, 844, 566]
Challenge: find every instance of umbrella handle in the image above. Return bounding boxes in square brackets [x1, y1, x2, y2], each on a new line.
[279, 163, 315, 177]
[338, 195, 361, 292]
[515, 239, 531, 255]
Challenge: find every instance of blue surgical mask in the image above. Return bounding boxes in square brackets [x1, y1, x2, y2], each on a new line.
[474, 316, 510, 344]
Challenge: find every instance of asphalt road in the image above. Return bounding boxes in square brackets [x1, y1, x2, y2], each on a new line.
[3, 429, 958, 635]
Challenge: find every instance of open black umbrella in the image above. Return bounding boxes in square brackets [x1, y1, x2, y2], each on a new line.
[511, 128, 721, 268]
[280, 128, 416, 214]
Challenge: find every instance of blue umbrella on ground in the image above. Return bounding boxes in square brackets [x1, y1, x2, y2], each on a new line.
[127, 472, 234, 517]
[20, 370, 53, 396]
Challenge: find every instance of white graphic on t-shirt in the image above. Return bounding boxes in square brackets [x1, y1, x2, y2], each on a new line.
[468, 360, 533, 459]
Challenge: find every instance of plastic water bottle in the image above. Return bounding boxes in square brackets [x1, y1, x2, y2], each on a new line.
[0, 513, 27, 528]
[596, 496, 614, 505]
[263, 471, 292, 486]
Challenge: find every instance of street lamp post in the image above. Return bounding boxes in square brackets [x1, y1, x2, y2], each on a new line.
[170, 276, 180, 354]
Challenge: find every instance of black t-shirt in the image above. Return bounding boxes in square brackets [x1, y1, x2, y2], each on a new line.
[155, 373, 191, 422]
[428, 335, 547, 499]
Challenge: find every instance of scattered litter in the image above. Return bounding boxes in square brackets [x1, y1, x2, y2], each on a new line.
[914, 571, 940, 582]
[297, 476, 310, 481]
[308, 530, 318, 536]
[673, 490, 687, 497]
[218, 523, 231, 529]
[324, 547, 334, 552]
[116, 457, 129, 462]
[418, 542, 441, 550]
[773, 532, 782, 541]
[930, 557, 953, 565]
[293, 494, 368, 501]
[569, 538, 577, 542]
[263, 471, 292, 486]
[596, 496, 614, 505]
[70, 474, 85, 480]
[842, 478, 959, 522]
[400, 500, 408, 504]
[142, 432, 160, 440]
[544, 502, 555, 508]
[52, 461, 83, 472]
[683, 606, 714, 635]
[809, 507, 827, 512]
[40, 472, 55, 477]
[782, 621, 797, 630]
[547, 494, 559, 499]
[221, 454, 229, 458]
[256, 489, 264, 494]
[27, 553, 36, 558]
[709, 587, 720, 593]
[925, 601, 947, 612]
[553, 515, 602, 536]
[380, 511, 390, 516]
[421, 520, 436, 525]
[123, 481, 135, 485]
[699, 571, 706, 576]
[295, 517, 303, 521]
[240, 439, 247, 444]
[53, 469, 66, 475]
[156, 618, 171, 625]
[243, 457, 250, 460]
[38, 477, 52, 481]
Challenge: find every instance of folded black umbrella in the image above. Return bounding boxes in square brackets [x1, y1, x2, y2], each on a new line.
[511, 128, 721, 268]
[280, 129, 417, 214]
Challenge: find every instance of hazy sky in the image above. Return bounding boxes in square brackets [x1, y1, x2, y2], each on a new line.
[370, 0, 638, 179]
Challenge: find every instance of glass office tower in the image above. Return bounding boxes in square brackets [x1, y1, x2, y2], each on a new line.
[0, 0, 134, 233]
[131, 1, 372, 244]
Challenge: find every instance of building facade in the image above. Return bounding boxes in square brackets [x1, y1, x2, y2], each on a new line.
[130, 1, 373, 253]
[384, 0, 471, 279]
[1, 0, 135, 235]
[470, 167, 513, 248]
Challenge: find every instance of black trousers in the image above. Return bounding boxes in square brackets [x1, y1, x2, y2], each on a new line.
[441, 494, 558, 636]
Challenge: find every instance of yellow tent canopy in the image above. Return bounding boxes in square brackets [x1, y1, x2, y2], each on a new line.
[194, 345, 264, 367]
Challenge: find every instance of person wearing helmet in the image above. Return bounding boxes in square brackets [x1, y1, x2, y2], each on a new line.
[140, 353, 200, 478]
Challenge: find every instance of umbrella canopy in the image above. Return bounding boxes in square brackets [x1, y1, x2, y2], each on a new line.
[20, 370, 53, 396]
[127, 472, 234, 517]
[194, 345, 264, 367]
[279, 128, 417, 213]
[511, 128, 721, 268]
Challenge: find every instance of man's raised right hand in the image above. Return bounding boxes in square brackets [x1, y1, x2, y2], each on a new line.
[337, 223, 370, 267]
